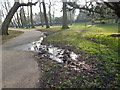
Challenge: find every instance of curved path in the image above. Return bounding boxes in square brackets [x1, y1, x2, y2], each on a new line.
[2, 29, 42, 88]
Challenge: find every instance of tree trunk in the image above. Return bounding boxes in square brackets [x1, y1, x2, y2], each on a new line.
[42, 1, 50, 28]
[4, 1, 17, 27]
[1, 2, 20, 35]
[22, 7, 28, 28]
[20, 7, 28, 28]
[115, 18, 119, 23]
[0, 1, 37, 35]
[69, 11, 73, 25]
[52, 5, 55, 25]
[0, 10, 2, 27]
[27, 1, 30, 28]
[20, 8, 24, 28]
[62, 2, 69, 29]
[30, 4, 34, 28]
[12, 17, 18, 28]
[16, 11, 22, 28]
[39, 1, 44, 27]
[49, 0, 52, 26]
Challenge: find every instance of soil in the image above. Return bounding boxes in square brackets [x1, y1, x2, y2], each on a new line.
[35, 30, 119, 88]
[34, 32, 99, 88]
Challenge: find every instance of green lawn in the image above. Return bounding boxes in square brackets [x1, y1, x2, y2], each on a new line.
[0, 30, 24, 44]
[40, 23, 119, 88]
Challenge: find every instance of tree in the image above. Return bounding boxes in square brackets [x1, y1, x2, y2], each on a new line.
[20, 0, 28, 28]
[52, 4, 55, 25]
[42, 0, 50, 28]
[0, 10, 2, 27]
[0, 1, 37, 35]
[104, 2, 120, 18]
[62, 2, 69, 29]
[39, 0, 44, 27]
[16, 11, 22, 28]
[48, 0, 52, 26]
[20, 7, 28, 28]
[30, 0, 35, 28]
[27, 0, 30, 28]
[67, 1, 120, 18]
[2, 1, 17, 27]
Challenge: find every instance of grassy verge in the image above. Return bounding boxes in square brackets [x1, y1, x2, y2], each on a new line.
[38, 23, 120, 88]
[0, 30, 24, 44]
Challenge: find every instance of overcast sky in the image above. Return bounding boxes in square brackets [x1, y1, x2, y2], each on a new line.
[0, 0, 64, 18]
[0, 0, 89, 18]
[1, 0, 118, 21]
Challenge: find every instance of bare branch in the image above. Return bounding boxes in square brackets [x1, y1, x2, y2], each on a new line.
[67, 2, 101, 14]
[20, 1, 38, 6]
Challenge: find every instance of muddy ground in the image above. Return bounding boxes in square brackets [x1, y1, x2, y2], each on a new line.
[34, 30, 118, 88]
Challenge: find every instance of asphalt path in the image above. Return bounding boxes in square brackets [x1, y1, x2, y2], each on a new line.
[2, 29, 42, 88]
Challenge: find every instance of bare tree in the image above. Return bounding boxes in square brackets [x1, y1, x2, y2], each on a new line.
[0, 0, 37, 35]
[27, 0, 30, 28]
[39, 0, 44, 27]
[21, 0, 28, 28]
[20, 8, 25, 27]
[30, 0, 35, 28]
[48, 0, 52, 26]
[62, 1, 69, 29]
[16, 11, 22, 28]
[42, 0, 50, 28]
[52, 4, 55, 25]
[3, 1, 17, 27]
[0, 10, 2, 27]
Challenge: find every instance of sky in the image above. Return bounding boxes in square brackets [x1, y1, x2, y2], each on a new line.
[0, 0, 95, 22]
[1, 0, 118, 21]
[0, 0, 89, 17]
[0, 0, 64, 18]
[0, 0, 83, 22]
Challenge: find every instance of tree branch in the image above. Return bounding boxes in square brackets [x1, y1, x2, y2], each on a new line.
[104, 2, 115, 10]
[67, 2, 101, 14]
[20, 1, 38, 6]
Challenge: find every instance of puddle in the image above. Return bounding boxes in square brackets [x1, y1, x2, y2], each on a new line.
[28, 33, 78, 63]
[29, 32, 93, 71]
[14, 32, 93, 72]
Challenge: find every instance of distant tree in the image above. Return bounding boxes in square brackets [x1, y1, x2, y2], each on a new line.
[30, 0, 35, 28]
[0, 0, 37, 35]
[27, 0, 30, 28]
[20, 7, 27, 28]
[16, 11, 22, 28]
[54, 17, 62, 24]
[0, 10, 2, 27]
[52, 5, 55, 25]
[68, 9, 76, 25]
[42, 0, 50, 28]
[48, 0, 52, 26]
[39, 0, 44, 27]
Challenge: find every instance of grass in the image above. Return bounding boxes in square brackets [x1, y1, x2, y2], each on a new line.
[73, 19, 120, 26]
[95, 19, 120, 23]
[0, 30, 24, 44]
[39, 23, 120, 88]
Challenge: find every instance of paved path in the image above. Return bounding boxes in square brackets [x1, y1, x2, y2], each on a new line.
[2, 29, 42, 88]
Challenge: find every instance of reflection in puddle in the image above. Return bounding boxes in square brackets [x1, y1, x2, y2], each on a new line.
[28, 33, 93, 72]
[12, 32, 93, 71]
[29, 34, 78, 63]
